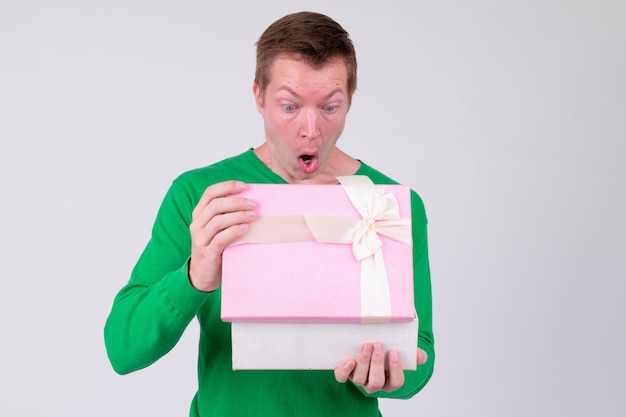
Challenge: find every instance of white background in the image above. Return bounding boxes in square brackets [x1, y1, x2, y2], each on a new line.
[1, 1, 625, 416]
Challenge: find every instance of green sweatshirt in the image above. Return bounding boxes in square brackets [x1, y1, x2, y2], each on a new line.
[104, 149, 434, 417]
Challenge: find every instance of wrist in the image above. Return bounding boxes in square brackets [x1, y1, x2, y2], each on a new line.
[187, 259, 219, 293]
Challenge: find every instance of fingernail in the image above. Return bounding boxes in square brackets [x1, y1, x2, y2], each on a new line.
[343, 360, 354, 370]
[239, 223, 249, 230]
[362, 344, 372, 355]
[247, 199, 256, 207]
[236, 181, 245, 189]
[390, 350, 399, 361]
[374, 342, 383, 353]
[246, 210, 256, 218]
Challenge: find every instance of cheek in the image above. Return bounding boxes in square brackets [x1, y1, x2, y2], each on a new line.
[322, 114, 347, 134]
[265, 116, 296, 144]
[267, 107, 294, 125]
[268, 118, 292, 135]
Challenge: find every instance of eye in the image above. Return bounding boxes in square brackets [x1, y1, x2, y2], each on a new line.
[282, 104, 297, 112]
[324, 105, 338, 113]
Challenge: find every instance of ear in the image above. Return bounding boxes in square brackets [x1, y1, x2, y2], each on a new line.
[253, 83, 264, 115]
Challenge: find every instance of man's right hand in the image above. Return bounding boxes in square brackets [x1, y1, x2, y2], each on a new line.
[188, 180, 257, 292]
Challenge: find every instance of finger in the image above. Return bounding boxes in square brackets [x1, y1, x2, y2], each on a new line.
[334, 360, 355, 383]
[190, 208, 255, 251]
[350, 343, 373, 386]
[206, 213, 257, 250]
[382, 349, 405, 392]
[193, 193, 255, 230]
[362, 342, 386, 393]
[416, 347, 428, 365]
[205, 201, 257, 238]
[191, 192, 257, 243]
[192, 180, 246, 219]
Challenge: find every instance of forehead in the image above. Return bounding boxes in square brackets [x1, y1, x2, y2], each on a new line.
[266, 56, 349, 94]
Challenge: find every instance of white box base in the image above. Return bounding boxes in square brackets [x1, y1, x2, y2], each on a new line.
[231, 319, 418, 370]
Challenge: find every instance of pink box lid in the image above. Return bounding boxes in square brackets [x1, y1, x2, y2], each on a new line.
[221, 181, 415, 324]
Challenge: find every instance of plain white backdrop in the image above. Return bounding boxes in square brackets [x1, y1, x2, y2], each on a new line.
[1, 1, 624, 416]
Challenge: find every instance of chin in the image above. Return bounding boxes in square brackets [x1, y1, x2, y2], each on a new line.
[288, 171, 320, 184]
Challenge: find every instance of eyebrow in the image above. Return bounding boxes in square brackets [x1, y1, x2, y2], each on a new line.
[276, 86, 345, 101]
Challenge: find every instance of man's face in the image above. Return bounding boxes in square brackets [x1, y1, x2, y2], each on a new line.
[254, 56, 350, 183]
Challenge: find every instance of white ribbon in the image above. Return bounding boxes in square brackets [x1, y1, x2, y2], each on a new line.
[230, 175, 412, 323]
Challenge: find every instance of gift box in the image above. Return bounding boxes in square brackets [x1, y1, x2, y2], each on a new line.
[230, 321, 418, 370]
[221, 176, 418, 370]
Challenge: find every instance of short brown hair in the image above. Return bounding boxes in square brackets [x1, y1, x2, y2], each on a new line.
[254, 11, 357, 101]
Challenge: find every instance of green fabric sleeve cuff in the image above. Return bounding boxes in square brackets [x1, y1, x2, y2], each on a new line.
[157, 258, 215, 320]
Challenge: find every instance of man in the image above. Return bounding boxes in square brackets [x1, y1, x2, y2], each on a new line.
[105, 11, 434, 416]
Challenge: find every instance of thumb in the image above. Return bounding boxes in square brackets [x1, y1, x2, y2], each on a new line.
[416, 348, 428, 365]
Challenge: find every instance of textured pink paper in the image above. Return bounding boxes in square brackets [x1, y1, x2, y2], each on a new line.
[220, 183, 415, 323]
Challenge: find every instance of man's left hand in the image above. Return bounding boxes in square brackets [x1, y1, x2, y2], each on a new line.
[334, 344, 428, 394]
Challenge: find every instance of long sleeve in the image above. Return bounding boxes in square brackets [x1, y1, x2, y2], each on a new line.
[104, 178, 212, 374]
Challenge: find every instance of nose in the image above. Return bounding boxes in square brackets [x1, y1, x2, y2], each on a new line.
[299, 108, 320, 139]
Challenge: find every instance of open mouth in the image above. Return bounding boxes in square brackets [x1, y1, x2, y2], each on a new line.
[298, 153, 319, 174]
